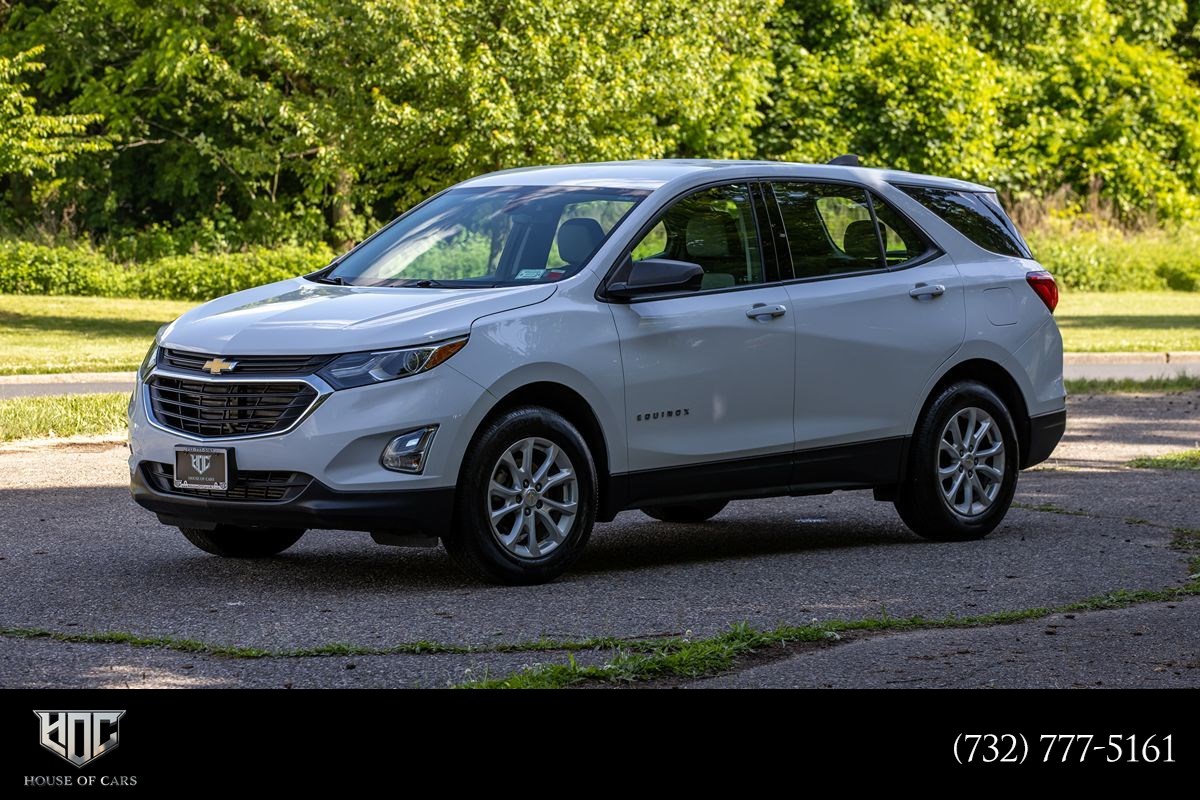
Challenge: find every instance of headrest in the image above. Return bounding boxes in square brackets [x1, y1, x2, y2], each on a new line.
[843, 219, 882, 261]
[557, 217, 605, 265]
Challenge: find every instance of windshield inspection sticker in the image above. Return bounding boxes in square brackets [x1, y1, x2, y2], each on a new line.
[514, 269, 546, 280]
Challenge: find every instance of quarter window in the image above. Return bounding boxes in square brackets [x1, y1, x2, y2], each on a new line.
[628, 184, 764, 289]
[897, 185, 1031, 259]
[870, 194, 931, 266]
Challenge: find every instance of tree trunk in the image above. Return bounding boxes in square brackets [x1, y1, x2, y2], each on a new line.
[330, 169, 355, 251]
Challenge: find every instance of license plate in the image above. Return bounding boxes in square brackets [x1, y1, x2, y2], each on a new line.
[174, 446, 230, 490]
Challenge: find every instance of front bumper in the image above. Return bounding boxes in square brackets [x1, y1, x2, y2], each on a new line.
[131, 465, 455, 535]
[128, 364, 491, 493]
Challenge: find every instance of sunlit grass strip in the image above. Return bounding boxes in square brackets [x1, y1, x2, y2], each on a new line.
[1128, 449, 1200, 471]
[1065, 375, 1200, 394]
[0, 391, 127, 442]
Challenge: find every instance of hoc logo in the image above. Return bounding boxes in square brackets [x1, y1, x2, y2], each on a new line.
[34, 711, 125, 768]
[190, 454, 212, 475]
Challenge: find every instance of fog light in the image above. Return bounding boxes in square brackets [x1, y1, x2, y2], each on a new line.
[381, 426, 438, 473]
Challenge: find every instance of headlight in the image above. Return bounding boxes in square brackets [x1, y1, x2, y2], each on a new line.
[137, 342, 159, 383]
[317, 337, 468, 390]
[137, 323, 169, 384]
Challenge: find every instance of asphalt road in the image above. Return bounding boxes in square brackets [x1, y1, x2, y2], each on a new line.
[0, 390, 1197, 688]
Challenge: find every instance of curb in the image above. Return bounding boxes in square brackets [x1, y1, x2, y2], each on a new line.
[1064, 352, 1200, 365]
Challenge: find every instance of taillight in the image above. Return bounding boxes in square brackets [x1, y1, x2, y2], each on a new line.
[1026, 270, 1058, 313]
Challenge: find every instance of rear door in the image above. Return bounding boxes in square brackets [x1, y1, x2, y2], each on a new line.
[609, 183, 796, 497]
[770, 181, 965, 449]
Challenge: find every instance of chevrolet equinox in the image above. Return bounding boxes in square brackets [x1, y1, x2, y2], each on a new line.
[128, 160, 1066, 584]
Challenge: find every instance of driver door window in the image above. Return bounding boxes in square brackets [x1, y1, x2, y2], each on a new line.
[629, 184, 765, 291]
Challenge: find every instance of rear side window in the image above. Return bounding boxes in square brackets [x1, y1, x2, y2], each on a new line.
[773, 182, 882, 277]
[897, 186, 1032, 259]
[772, 182, 934, 278]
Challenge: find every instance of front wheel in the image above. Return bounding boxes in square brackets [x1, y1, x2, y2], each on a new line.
[894, 380, 1019, 542]
[180, 525, 305, 557]
[444, 406, 597, 585]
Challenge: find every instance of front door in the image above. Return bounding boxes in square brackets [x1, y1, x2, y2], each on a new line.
[609, 183, 796, 501]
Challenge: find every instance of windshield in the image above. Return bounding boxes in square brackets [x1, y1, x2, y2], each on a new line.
[323, 185, 648, 287]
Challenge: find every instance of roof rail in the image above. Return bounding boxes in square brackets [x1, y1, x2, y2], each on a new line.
[827, 154, 860, 167]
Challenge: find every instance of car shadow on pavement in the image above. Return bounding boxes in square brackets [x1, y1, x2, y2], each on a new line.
[5, 485, 922, 591]
[574, 512, 917, 574]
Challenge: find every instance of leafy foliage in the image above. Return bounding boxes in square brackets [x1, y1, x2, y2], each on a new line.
[2, 0, 775, 246]
[4, 0, 1200, 248]
[0, 240, 330, 299]
[0, 46, 107, 178]
[761, 1, 1200, 222]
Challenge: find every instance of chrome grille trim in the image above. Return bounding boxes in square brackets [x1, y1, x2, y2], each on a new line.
[160, 348, 334, 375]
[142, 368, 331, 442]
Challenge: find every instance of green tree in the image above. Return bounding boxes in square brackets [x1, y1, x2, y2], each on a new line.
[7, 0, 776, 248]
[760, 0, 1200, 222]
[0, 46, 106, 178]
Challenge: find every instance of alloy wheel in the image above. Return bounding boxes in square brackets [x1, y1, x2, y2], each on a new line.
[487, 436, 579, 559]
[937, 406, 1006, 517]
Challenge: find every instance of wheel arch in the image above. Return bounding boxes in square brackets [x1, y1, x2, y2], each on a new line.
[464, 381, 617, 521]
[915, 358, 1034, 468]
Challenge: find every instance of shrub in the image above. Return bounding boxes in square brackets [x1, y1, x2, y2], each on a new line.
[0, 241, 332, 301]
[1025, 224, 1200, 293]
[0, 240, 125, 296]
[130, 247, 334, 300]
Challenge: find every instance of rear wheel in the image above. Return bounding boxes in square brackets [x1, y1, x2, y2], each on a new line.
[180, 526, 305, 557]
[894, 380, 1019, 542]
[641, 500, 728, 523]
[443, 406, 597, 585]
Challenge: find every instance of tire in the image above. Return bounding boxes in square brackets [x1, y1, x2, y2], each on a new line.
[180, 525, 305, 557]
[894, 380, 1019, 542]
[641, 500, 728, 523]
[443, 406, 598, 585]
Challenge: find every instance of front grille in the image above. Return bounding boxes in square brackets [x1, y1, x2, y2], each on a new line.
[144, 463, 312, 502]
[148, 376, 317, 438]
[160, 349, 333, 376]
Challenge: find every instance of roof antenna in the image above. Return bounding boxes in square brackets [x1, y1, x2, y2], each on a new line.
[827, 154, 860, 167]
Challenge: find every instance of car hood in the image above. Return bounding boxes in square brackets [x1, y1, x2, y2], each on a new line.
[160, 278, 557, 355]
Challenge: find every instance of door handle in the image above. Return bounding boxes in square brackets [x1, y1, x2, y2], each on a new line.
[746, 303, 787, 319]
[908, 283, 946, 299]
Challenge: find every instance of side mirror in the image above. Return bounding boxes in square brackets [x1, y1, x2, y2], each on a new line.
[606, 257, 704, 300]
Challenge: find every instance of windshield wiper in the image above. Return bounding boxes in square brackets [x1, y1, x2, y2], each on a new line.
[388, 278, 498, 288]
[313, 274, 348, 286]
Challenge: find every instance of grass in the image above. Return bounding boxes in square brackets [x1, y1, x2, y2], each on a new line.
[0, 627, 648, 660]
[1058, 291, 1200, 352]
[0, 392, 128, 442]
[1128, 450, 1200, 470]
[1064, 375, 1200, 394]
[0, 294, 194, 375]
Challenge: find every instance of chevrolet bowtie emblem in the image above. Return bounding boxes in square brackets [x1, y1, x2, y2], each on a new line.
[201, 357, 237, 375]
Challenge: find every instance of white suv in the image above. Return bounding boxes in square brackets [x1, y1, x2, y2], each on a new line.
[128, 159, 1066, 584]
